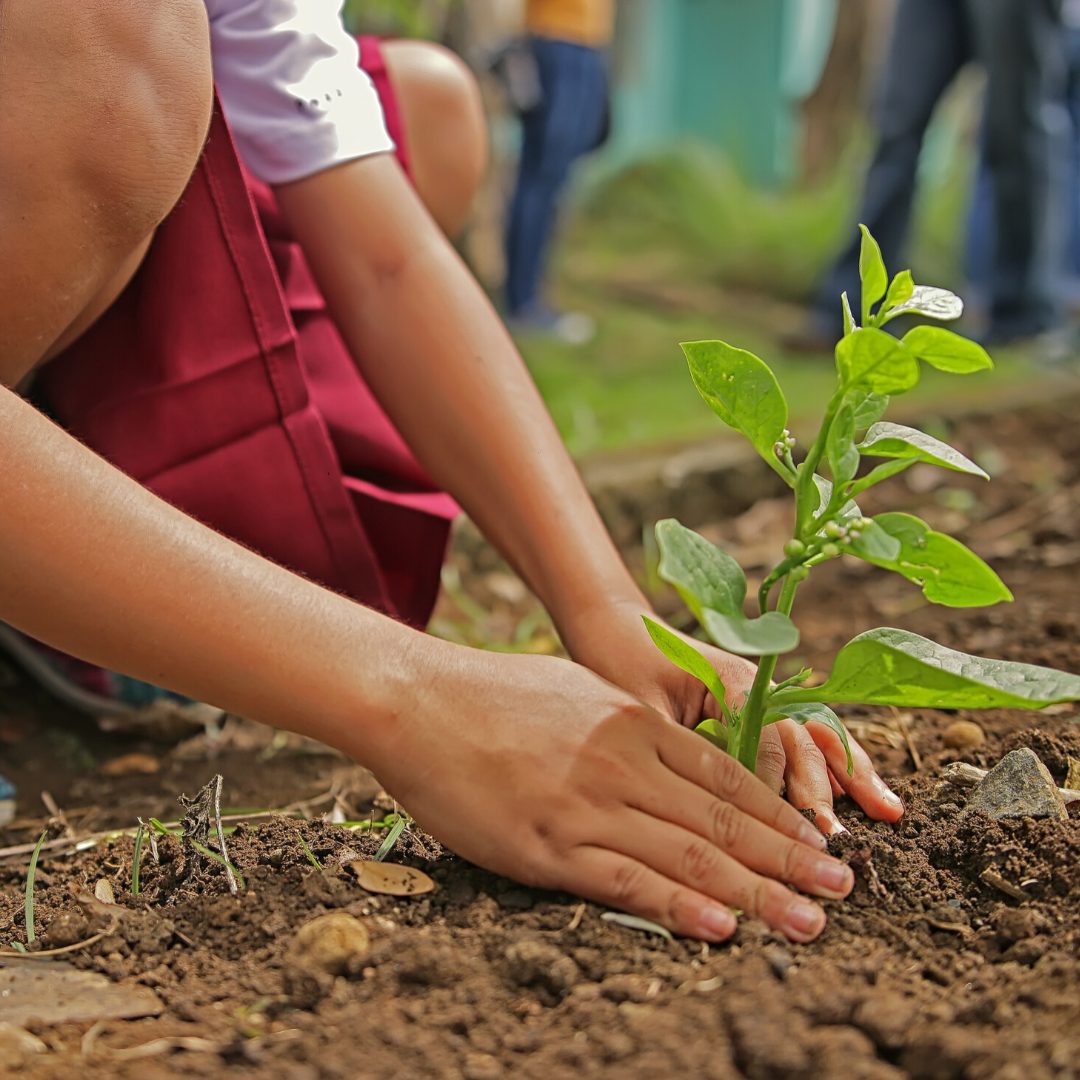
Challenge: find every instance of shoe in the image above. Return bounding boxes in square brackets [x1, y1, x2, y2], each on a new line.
[0, 623, 223, 734]
[0, 772, 13, 826]
[506, 306, 596, 346]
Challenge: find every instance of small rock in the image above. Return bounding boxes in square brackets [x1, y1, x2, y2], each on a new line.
[942, 720, 985, 750]
[963, 748, 1067, 821]
[0, 1024, 47, 1067]
[289, 912, 370, 976]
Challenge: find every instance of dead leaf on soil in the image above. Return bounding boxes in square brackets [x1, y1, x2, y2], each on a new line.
[346, 861, 436, 897]
[94, 879, 116, 905]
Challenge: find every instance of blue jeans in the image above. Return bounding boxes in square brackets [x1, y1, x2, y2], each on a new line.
[968, 26, 1080, 307]
[505, 37, 609, 317]
[817, 0, 1069, 339]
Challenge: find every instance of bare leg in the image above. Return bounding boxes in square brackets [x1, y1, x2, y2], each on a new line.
[381, 41, 488, 238]
[0, 0, 213, 387]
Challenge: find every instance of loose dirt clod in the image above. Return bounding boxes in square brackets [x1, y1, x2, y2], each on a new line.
[963, 747, 1068, 820]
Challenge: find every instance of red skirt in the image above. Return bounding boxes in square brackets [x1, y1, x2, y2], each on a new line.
[37, 38, 457, 629]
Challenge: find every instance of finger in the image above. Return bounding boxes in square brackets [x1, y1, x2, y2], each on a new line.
[755, 725, 786, 795]
[829, 769, 844, 799]
[779, 721, 847, 837]
[594, 813, 835, 943]
[807, 723, 904, 822]
[633, 769, 853, 901]
[656, 724, 827, 851]
[562, 846, 738, 942]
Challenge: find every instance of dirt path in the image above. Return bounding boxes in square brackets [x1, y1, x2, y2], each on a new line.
[1, 399, 1078, 1079]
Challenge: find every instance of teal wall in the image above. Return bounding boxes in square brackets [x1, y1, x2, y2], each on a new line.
[608, 0, 838, 185]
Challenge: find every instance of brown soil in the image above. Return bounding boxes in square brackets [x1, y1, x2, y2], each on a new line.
[2, 398, 1079, 1079]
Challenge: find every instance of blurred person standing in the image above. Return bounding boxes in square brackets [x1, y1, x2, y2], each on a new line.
[504, 0, 615, 342]
[790, 0, 1069, 351]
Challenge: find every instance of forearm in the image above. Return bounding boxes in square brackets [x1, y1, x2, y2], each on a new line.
[274, 158, 648, 648]
[0, 388, 424, 767]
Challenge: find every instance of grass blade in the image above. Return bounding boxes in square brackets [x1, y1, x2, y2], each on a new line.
[25, 830, 47, 945]
[296, 832, 323, 871]
[374, 815, 408, 862]
[132, 821, 146, 897]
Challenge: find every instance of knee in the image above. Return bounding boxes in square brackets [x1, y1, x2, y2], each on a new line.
[6, 0, 213, 239]
[383, 41, 489, 237]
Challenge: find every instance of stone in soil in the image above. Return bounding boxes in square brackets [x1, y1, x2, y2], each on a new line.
[962, 747, 1068, 821]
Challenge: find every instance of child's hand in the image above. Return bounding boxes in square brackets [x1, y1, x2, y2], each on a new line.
[362, 646, 853, 943]
[559, 604, 904, 836]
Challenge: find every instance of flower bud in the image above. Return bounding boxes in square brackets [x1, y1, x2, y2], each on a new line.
[821, 542, 841, 559]
[783, 539, 807, 558]
[824, 521, 842, 539]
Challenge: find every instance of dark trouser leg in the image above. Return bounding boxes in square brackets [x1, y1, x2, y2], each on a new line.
[967, 0, 1070, 338]
[813, 0, 969, 333]
[504, 38, 608, 317]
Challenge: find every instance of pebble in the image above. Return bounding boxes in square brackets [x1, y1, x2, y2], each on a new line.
[290, 913, 370, 976]
[963, 748, 1067, 821]
[942, 720, 985, 750]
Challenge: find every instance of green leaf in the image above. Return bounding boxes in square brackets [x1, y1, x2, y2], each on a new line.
[879, 269, 914, 321]
[841, 292, 857, 337]
[847, 458, 917, 498]
[864, 513, 1013, 607]
[858, 224, 888, 325]
[643, 616, 728, 704]
[765, 702, 853, 774]
[655, 519, 746, 623]
[778, 627, 1080, 709]
[701, 608, 800, 657]
[826, 402, 859, 487]
[695, 718, 729, 750]
[882, 284, 963, 323]
[901, 326, 993, 375]
[682, 341, 789, 464]
[850, 391, 890, 433]
[835, 328, 921, 394]
[846, 520, 902, 563]
[858, 422, 989, 479]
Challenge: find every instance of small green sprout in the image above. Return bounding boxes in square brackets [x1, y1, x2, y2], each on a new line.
[24, 829, 47, 946]
[374, 814, 409, 862]
[132, 820, 146, 896]
[647, 225, 1080, 777]
[296, 831, 324, 871]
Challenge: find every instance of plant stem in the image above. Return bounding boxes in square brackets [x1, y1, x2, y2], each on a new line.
[736, 573, 802, 774]
[794, 389, 844, 538]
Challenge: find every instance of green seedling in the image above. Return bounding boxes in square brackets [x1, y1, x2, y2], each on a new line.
[374, 813, 409, 862]
[132, 821, 147, 897]
[24, 829, 47, 946]
[296, 832, 324, 871]
[647, 225, 1080, 777]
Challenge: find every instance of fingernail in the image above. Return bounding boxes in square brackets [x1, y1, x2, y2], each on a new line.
[784, 900, 825, 941]
[816, 806, 848, 837]
[698, 905, 737, 941]
[873, 775, 905, 812]
[814, 859, 854, 897]
[798, 821, 829, 849]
